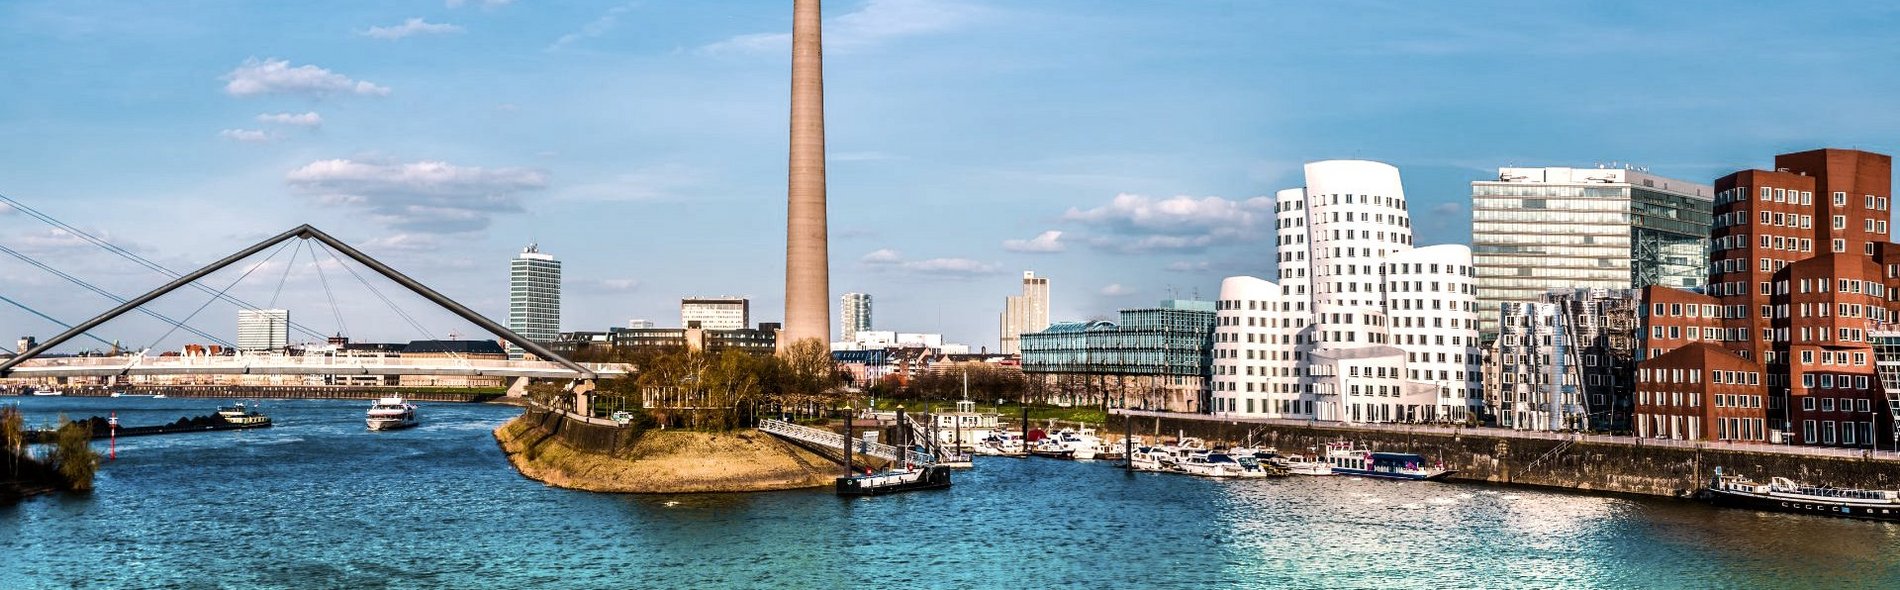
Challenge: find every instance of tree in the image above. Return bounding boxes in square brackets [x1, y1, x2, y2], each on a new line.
[2, 405, 23, 478]
[50, 414, 98, 492]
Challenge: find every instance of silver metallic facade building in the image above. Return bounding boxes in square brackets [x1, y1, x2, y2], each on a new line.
[236, 309, 289, 351]
[1472, 166, 1712, 337]
[840, 292, 871, 341]
[1487, 288, 1639, 431]
[507, 244, 561, 359]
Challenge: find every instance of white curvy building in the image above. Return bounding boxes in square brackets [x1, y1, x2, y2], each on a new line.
[1210, 160, 1482, 424]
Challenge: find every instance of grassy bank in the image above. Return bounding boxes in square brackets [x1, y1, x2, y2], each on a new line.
[494, 414, 837, 493]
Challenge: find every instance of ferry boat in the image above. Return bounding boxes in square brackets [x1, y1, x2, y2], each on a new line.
[214, 403, 273, 427]
[1701, 467, 1900, 522]
[366, 397, 419, 431]
[1323, 442, 1454, 481]
[836, 465, 954, 496]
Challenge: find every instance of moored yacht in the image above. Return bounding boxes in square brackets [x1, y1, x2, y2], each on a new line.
[366, 397, 419, 431]
[1702, 468, 1900, 521]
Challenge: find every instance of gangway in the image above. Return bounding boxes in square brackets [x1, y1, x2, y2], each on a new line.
[759, 419, 934, 467]
[904, 412, 972, 464]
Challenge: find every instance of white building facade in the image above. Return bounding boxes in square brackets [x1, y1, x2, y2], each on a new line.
[681, 297, 749, 330]
[236, 309, 289, 351]
[1211, 160, 1482, 424]
[507, 244, 562, 359]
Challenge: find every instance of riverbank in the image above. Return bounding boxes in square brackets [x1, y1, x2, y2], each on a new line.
[493, 409, 836, 493]
[1113, 410, 1900, 497]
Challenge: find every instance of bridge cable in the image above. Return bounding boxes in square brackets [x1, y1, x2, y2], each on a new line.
[0, 242, 232, 347]
[0, 192, 329, 341]
[309, 241, 351, 339]
[145, 240, 294, 351]
[0, 293, 118, 348]
[312, 241, 468, 365]
[267, 240, 303, 309]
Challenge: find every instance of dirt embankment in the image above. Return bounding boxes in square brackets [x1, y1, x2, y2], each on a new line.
[493, 415, 837, 493]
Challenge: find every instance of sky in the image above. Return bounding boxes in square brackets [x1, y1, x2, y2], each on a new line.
[3, 0, 1900, 354]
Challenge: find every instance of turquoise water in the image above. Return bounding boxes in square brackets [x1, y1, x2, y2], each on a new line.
[4, 397, 1897, 589]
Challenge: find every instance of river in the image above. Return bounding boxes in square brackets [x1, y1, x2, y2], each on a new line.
[3, 396, 1896, 589]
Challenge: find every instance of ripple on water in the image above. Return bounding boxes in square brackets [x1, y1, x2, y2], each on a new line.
[3, 396, 1899, 589]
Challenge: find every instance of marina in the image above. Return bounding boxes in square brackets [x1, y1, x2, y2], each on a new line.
[4, 397, 1897, 588]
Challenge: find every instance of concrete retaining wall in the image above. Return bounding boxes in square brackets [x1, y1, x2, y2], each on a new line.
[517, 408, 645, 455]
[1116, 414, 1900, 497]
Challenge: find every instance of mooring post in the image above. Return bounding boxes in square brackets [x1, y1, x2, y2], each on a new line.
[843, 405, 853, 477]
[1124, 410, 1134, 472]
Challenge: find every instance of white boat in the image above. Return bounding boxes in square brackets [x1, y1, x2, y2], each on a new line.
[366, 397, 419, 431]
[1128, 446, 1171, 472]
[974, 431, 1027, 456]
[1282, 453, 1335, 476]
[1177, 452, 1253, 478]
[215, 403, 272, 426]
[1052, 427, 1105, 460]
[30, 389, 64, 396]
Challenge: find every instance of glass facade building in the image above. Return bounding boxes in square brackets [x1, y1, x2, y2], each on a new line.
[1472, 167, 1712, 338]
[1019, 300, 1214, 411]
[1487, 288, 1639, 432]
[507, 244, 561, 360]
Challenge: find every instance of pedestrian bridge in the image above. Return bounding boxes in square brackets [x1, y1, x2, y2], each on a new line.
[4, 355, 632, 380]
[760, 418, 934, 466]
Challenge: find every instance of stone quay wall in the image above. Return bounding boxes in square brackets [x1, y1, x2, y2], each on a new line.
[1114, 411, 1900, 498]
[514, 407, 645, 455]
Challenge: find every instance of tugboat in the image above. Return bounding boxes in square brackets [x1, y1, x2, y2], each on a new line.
[366, 396, 419, 431]
[1701, 467, 1900, 521]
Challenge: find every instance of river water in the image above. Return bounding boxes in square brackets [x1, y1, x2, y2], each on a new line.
[2, 397, 1896, 589]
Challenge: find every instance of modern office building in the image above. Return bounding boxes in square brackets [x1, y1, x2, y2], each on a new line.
[1487, 288, 1640, 431]
[627, 319, 655, 329]
[999, 271, 1051, 355]
[236, 309, 289, 351]
[1472, 166, 1713, 337]
[507, 244, 562, 360]
[681, 297, 749, 330]
[1635, 148, 1893, 447]
[1210, 160, 1482, 424]
[840, 292, 872, 341]
[1019, 300, 1215, 412]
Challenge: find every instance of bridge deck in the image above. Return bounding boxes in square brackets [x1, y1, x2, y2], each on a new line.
[5, 356, 632, 379]
[759, 419, 934, 467]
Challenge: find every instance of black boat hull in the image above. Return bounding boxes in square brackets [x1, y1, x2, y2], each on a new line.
[835, 466, 953, 496]
[1704, 489, 1900, 522]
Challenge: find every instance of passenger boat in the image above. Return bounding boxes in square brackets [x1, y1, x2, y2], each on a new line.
[1701, 467, 1900, 521]
[1323, 442, 1454, 480]
[215, 403, 273, 427]
[836, 465, 954, 496]
[366, 396, 419, 431]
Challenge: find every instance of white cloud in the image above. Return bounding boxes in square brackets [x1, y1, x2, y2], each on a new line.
[256, 112, 322, 127]
[362, 233, 445, 253]
[1002, 230, 1065, 253]
[1100, 283, 1133, 296]
[549, 3, 636, 51]
[286, 159, 548, 233]
[219, 129, 273, 143]
[362, 18, 464, 40]
[1164, 261, 1211, 273]
[446, 0, 513, 7]
[701, 0, 985, 54]
[575, 278, 642, 293]
[860, 248, 999, 276]
[1063, 193, 1273, 253]
[558, 163, 701, 202]
[223, 58, 390, 98]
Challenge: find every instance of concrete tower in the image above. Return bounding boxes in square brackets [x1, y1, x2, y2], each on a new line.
[782, 0, 830, 350]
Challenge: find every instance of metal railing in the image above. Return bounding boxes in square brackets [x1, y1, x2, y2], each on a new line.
[4, 355, 632, 377]
[1116, 409, 1900, 462]
[759, 419, 935, 466]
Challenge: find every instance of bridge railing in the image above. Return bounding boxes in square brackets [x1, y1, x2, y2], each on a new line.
[759, 419, 934, 466]
[7, 355, 632, 376]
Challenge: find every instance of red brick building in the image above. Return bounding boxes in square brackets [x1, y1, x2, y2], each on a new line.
[1636, 148, 1894, 447]
[1635, 342, 1767, 441]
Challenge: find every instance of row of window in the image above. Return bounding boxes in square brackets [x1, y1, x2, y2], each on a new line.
[1803, 420, 1876, 446]
[1798, 373, 1873, 391]
[1800, 396, 1875, 413]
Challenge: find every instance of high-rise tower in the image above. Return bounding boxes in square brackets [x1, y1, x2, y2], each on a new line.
[508, 244, 561, 360]
[841, 292, 871, 341]
[782, 0, 830, 350]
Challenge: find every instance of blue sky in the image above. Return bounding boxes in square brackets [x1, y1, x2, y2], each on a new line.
[3, 0, 1899, 353]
